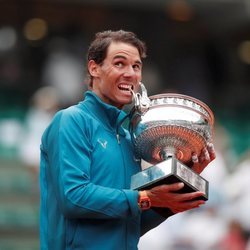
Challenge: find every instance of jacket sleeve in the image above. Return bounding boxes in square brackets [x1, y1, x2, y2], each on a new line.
[43, 110, 141, 220]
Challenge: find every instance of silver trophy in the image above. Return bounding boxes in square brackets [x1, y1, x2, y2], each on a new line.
[129, 83, 214, 200]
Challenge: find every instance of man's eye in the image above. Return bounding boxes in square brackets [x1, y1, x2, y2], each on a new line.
[115, 62, 123, 67]
[133, 64, 141, 70]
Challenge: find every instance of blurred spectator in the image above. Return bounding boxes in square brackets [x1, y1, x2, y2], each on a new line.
[18, 86, 61, 180]
[223, 150, 250, 236]
[0, 118, 23, 156]
[42, 38, 86, 106]
[218, 220, 247, 250]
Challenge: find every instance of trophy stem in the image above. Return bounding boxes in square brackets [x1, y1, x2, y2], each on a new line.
[160, 148, 176, 161]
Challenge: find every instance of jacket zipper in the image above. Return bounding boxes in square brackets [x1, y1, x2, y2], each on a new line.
[116, 133, 120, 144]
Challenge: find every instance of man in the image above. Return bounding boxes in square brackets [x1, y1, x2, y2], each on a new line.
[40, 30, 215, 250]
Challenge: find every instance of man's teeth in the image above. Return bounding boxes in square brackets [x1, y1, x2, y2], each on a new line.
[118, 84, 133, 91]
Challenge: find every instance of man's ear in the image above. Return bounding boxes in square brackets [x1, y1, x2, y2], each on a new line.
[88, 60, 100, 77]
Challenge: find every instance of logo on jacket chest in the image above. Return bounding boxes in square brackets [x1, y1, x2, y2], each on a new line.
[97, 138, 108, 149]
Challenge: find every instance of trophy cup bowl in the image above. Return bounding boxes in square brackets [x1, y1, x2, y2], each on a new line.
[129, 85, 214, 201]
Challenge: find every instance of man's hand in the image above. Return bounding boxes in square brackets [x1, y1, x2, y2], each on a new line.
[145, 183, 206, 214]
[191, 142, 216, 174]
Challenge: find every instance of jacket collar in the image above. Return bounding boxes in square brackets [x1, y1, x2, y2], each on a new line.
[81, 91, 127, 136]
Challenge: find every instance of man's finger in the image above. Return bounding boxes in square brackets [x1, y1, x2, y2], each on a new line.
[207, 142, 216, 160]
[152, 182, 184, 192]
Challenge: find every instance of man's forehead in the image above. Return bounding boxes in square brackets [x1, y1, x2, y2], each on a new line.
[107, 42, 141, 59]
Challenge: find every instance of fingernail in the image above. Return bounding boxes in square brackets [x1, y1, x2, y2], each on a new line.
[178, 182, 184, 188]
[207, 143, 215, 151]
[192, 154, 198, 163]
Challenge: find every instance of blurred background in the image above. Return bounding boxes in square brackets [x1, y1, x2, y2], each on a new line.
[0, 0, 250, 249]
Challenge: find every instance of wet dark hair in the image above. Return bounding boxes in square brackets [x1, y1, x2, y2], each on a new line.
[86, 30, 147, 87]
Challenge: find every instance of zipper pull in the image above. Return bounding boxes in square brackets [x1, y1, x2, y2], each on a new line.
[116, 134, 120, 144]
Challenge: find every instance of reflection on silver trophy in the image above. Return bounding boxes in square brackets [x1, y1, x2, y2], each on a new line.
[129, 83, 214, 200]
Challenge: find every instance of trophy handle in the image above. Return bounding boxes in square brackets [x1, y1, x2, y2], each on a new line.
[117, 83, 150, 147]
[130, 82, 151, 114]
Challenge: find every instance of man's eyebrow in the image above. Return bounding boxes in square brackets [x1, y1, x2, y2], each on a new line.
[113, 55, 142, 65]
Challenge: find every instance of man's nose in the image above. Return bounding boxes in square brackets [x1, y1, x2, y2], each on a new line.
[123, 66, 135, 77]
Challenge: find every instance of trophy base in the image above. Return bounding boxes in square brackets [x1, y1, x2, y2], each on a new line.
[131, 157, 208, 200]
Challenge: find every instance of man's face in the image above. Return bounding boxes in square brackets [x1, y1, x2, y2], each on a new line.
[89, 42, 142, 109]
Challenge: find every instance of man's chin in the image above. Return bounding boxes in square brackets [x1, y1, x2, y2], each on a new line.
[117, 98, 133, 108]
[119, 91, 133, 99]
